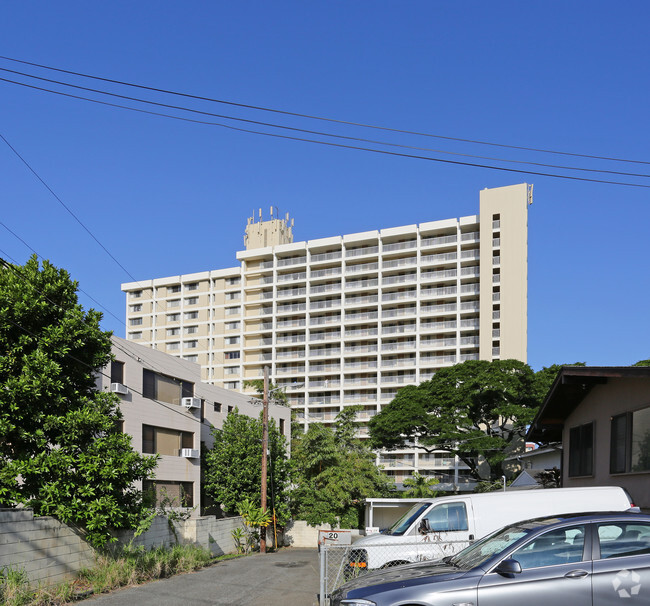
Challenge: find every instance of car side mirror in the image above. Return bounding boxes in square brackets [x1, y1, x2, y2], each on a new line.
[418, 519, 432, 534]
[494, 559, 522, 578]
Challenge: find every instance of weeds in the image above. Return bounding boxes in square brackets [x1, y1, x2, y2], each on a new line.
[0, 543, 218, 606]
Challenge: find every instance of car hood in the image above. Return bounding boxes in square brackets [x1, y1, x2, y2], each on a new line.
[339, 559, 467, 594]
[354, 532, 406, 545]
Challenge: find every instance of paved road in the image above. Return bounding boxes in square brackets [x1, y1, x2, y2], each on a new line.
[84, 548, 320, 606]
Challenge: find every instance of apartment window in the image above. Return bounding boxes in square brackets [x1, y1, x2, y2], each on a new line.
[129, 317, 143, 326]
[225, 351, 240, 360]
[130, 290, 142, 299]
[224, 366, 239, 375]
[168, 285, 181, 294]
[224, 381, 239, 390]
[226, 292, 240, 301]
[225, 336, 240, 345]
[279, 418, 286, 435]
[111, 361, 125, 384]
[227, 405, 234, 413]
[568, 422, 594, 477]
[185, 326, 198, 335]
[611, 407, 650, 473]
[185, 297, 198, 305]
[226, 277, 241, 286]
[185, 282, 199, 291]
[167, 327, 180, 336]
[185, 340, 198, 349]
[225, 321, 241, 330]
[142, 425, 193, 456]
[168, 299, 181, 308]
[226, 306, 241, 316]
[185, 311, 198, 320]
[213, 402, 222, 412]
[143, 480, 193, 508]
[130, 304, 142, 312]
[167, 342, 179, 351]
[129, 331, 142, 340]
[184, 355, 198, 363]
[142, 369, 193, 405]
[167, 313, 180, 322]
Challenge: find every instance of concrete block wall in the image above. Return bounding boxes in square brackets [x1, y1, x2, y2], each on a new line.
[282, 520, 363, 548]
[0, 509, 95, 586]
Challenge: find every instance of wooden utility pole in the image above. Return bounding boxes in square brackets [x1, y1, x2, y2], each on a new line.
[260, 365, 269, 554]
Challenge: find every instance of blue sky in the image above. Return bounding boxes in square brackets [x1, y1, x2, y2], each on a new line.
[1, 1, 648, 371]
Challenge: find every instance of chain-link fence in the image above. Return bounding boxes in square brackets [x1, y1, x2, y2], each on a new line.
[318, 537, 471, 605]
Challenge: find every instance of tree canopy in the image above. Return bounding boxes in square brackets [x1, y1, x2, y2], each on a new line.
[0, 256, 157, 547]
[291, 406, 395, 528]
[369, 359, 548, 482]
[203, 409, 291, 525]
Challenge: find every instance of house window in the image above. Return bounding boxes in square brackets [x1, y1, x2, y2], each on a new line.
[129, 331, 142, 340]
[568, 422, 594, 477]
[224, 381, 239, 389]
[184, 355, 198, 363]
[225, 336, 240, 345]
[167, 327, 180, 336]
[185, 326, 198, 335]
[167, 313, 180, 322]
[167, 342, 179, 351]
[226, 306, 241, 316]
[111, 360, 125, 384]
[185, 340, 198, 349]
[168, 299, 181, 308]
[185, 297, 198, 305]
[225, 351, 240, 360]
[142, 369, 193, 405]
[224, 366, 239, 375]
[142, 425, 193, 456]
[611, 407, 650, 473]
[185, 311, 198, 320]
[226, 277, 241, 286]
[129, 317, 143, 326]
[226, 292, 240, 301]
[185, 283, 199, 291]
[279, 418, 286, 435]
[168, 285, 181, 294]
[225, 321, 240, 330]
[130, 304, 142, 312]
[130, 290, 142, 299]
[143, 480, 193, 508]
[214, 402, 222, 413]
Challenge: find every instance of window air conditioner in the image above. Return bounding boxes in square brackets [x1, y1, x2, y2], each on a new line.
[111, 382, 128, 395]
[181, 397, 201, 409]
[180, 448, 200, 459]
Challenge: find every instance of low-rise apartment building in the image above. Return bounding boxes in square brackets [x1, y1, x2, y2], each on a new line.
[98, 336, 291, 513]
[121, 183, 530, 486]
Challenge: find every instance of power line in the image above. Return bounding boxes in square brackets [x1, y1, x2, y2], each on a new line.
[2, 53, 648, 166]
[2, 77, 649, 189]
[2, 67, 649, 180]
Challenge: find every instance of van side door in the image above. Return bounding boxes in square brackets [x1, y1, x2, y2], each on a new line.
[416, 500, 474, 562]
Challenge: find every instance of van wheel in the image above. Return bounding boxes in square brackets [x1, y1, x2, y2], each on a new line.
[381, 560, 410, 568]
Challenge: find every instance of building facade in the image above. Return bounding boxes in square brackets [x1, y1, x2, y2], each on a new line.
[99, 336, 291, 514]
[122, 183, 530, 486]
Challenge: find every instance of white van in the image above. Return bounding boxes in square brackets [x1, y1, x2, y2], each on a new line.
[348, 486, 637, 571]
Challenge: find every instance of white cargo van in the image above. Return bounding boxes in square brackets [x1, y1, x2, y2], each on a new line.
[348, 486, 637, 571]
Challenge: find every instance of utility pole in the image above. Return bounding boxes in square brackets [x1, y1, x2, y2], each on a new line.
[260, 365, 269, 554]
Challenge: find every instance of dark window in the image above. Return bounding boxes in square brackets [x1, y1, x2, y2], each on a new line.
[227, 405, 234, 413]
[597, 522, 650, 559]
[142, 369, 193, 405]
[611, 407, 650, 474]
[279, 418, 286, 435]
[142, 424, 194, 456]
[214, 402, 222, 413]
[512, 525, 586, 569]
[111, 360, 125, 384]
[569, 422, 594, 477]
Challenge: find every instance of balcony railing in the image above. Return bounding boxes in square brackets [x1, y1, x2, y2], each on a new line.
[383, 240, 417, 253]
[346, 245, 379, 258]
[421, 234, 457, 248]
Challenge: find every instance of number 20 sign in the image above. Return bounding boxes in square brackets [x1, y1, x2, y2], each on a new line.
[318, 529, 351, 546]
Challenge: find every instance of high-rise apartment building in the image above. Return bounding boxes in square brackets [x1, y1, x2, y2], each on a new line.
[122, 183, 530, 487]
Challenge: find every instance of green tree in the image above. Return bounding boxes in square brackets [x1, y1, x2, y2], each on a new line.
[402, 472, 440, 498]
[369, 359, 542, 482]
[291, 407, 395, 528]
[0, 256, 157, 548]
[203, 409, 291, 525]
[634, 359, 650, 367]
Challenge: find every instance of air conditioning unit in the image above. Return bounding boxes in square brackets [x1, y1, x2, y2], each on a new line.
[111, 382, 128, 395]
[180, 448, 200, 459]
[181, 397, 201, 409]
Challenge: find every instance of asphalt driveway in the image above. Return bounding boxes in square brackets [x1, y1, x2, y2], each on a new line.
[84, 548, 320, 606]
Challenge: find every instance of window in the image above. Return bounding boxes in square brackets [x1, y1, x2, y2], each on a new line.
[168, 285, 181, 294]
[226, 306, 241, 316]
[184, 354, 198, 362]
[225, 336, 240, 345]
[185, 340, 198, 349]
[167, 327, 180, 336]
[423, 503, 468, 532]
[569, 422, 594, 477]
[225, 321, 240, 330]
[168, 299, 181, 308]
[225, 366, 239, 375]
[167, 342, 179, 351]
[185, 282, 199, 291]
[185, 326, 198, 335]
[226, 276, 241, 286]
[225, 351, 240, 360]
[167, 313, 180, 322]
[142, 369, 193, 405]
[226, 292, 240, 300]
[185, 311, 198, 320]
[111, 361, 125, 384]
[279, 418, 286, 435]
[130, 304, 142, 312]
[129, 317, 143, 326]
[611, 407, 650, 473]
[512, 525, 586, 569]
[213, 402, 222, 413]
[227, 405, 234, 413]
[129, 331, 142, 340]
[225, 381, 239, 389]
[185, 297, 198, 305]
[142, 425, 193, 456]
[143, 480, 193, 508]
[597, 522, 650, 559]
[130, 290, 142, 299]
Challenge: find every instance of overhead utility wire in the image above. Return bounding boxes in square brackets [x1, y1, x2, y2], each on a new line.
[2, 53, 648, 166]
[2, 78, 649, 190]
[2, 68, 649, 180]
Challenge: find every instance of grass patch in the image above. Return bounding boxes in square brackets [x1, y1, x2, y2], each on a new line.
[0, 543, 224, 606]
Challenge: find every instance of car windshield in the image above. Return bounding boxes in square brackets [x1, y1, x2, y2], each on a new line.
[385, 503, 431, 536]
[449, 523, 534, 570]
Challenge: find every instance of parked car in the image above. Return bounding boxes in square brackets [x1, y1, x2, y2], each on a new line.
[332, 511, 650, 606]
[348, 486, 637, 571]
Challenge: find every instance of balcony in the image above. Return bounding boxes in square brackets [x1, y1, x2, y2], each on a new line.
[421, 252, 457, 265]
[383, 257, 416, 270]
[345, 278, 379, 290]
[311, 250, 342, 263]
[311, 267, 342, 280]
[421, 234, 457, 248]
[310, 282, 342, 295]
[381, 340, 416, 352]
[277, 287, 307, 299]
[277, 271, 307, 283]
[382, 306, 416, 319]
[460, 249, 480, 260]
[277, 256, 306, 267]
[383, 240, 417, 253]
[346, 262, 379, 274]
[382, 324, 416, 335]
[346, 245, 379, 258]
[382, 273, 416, 286]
